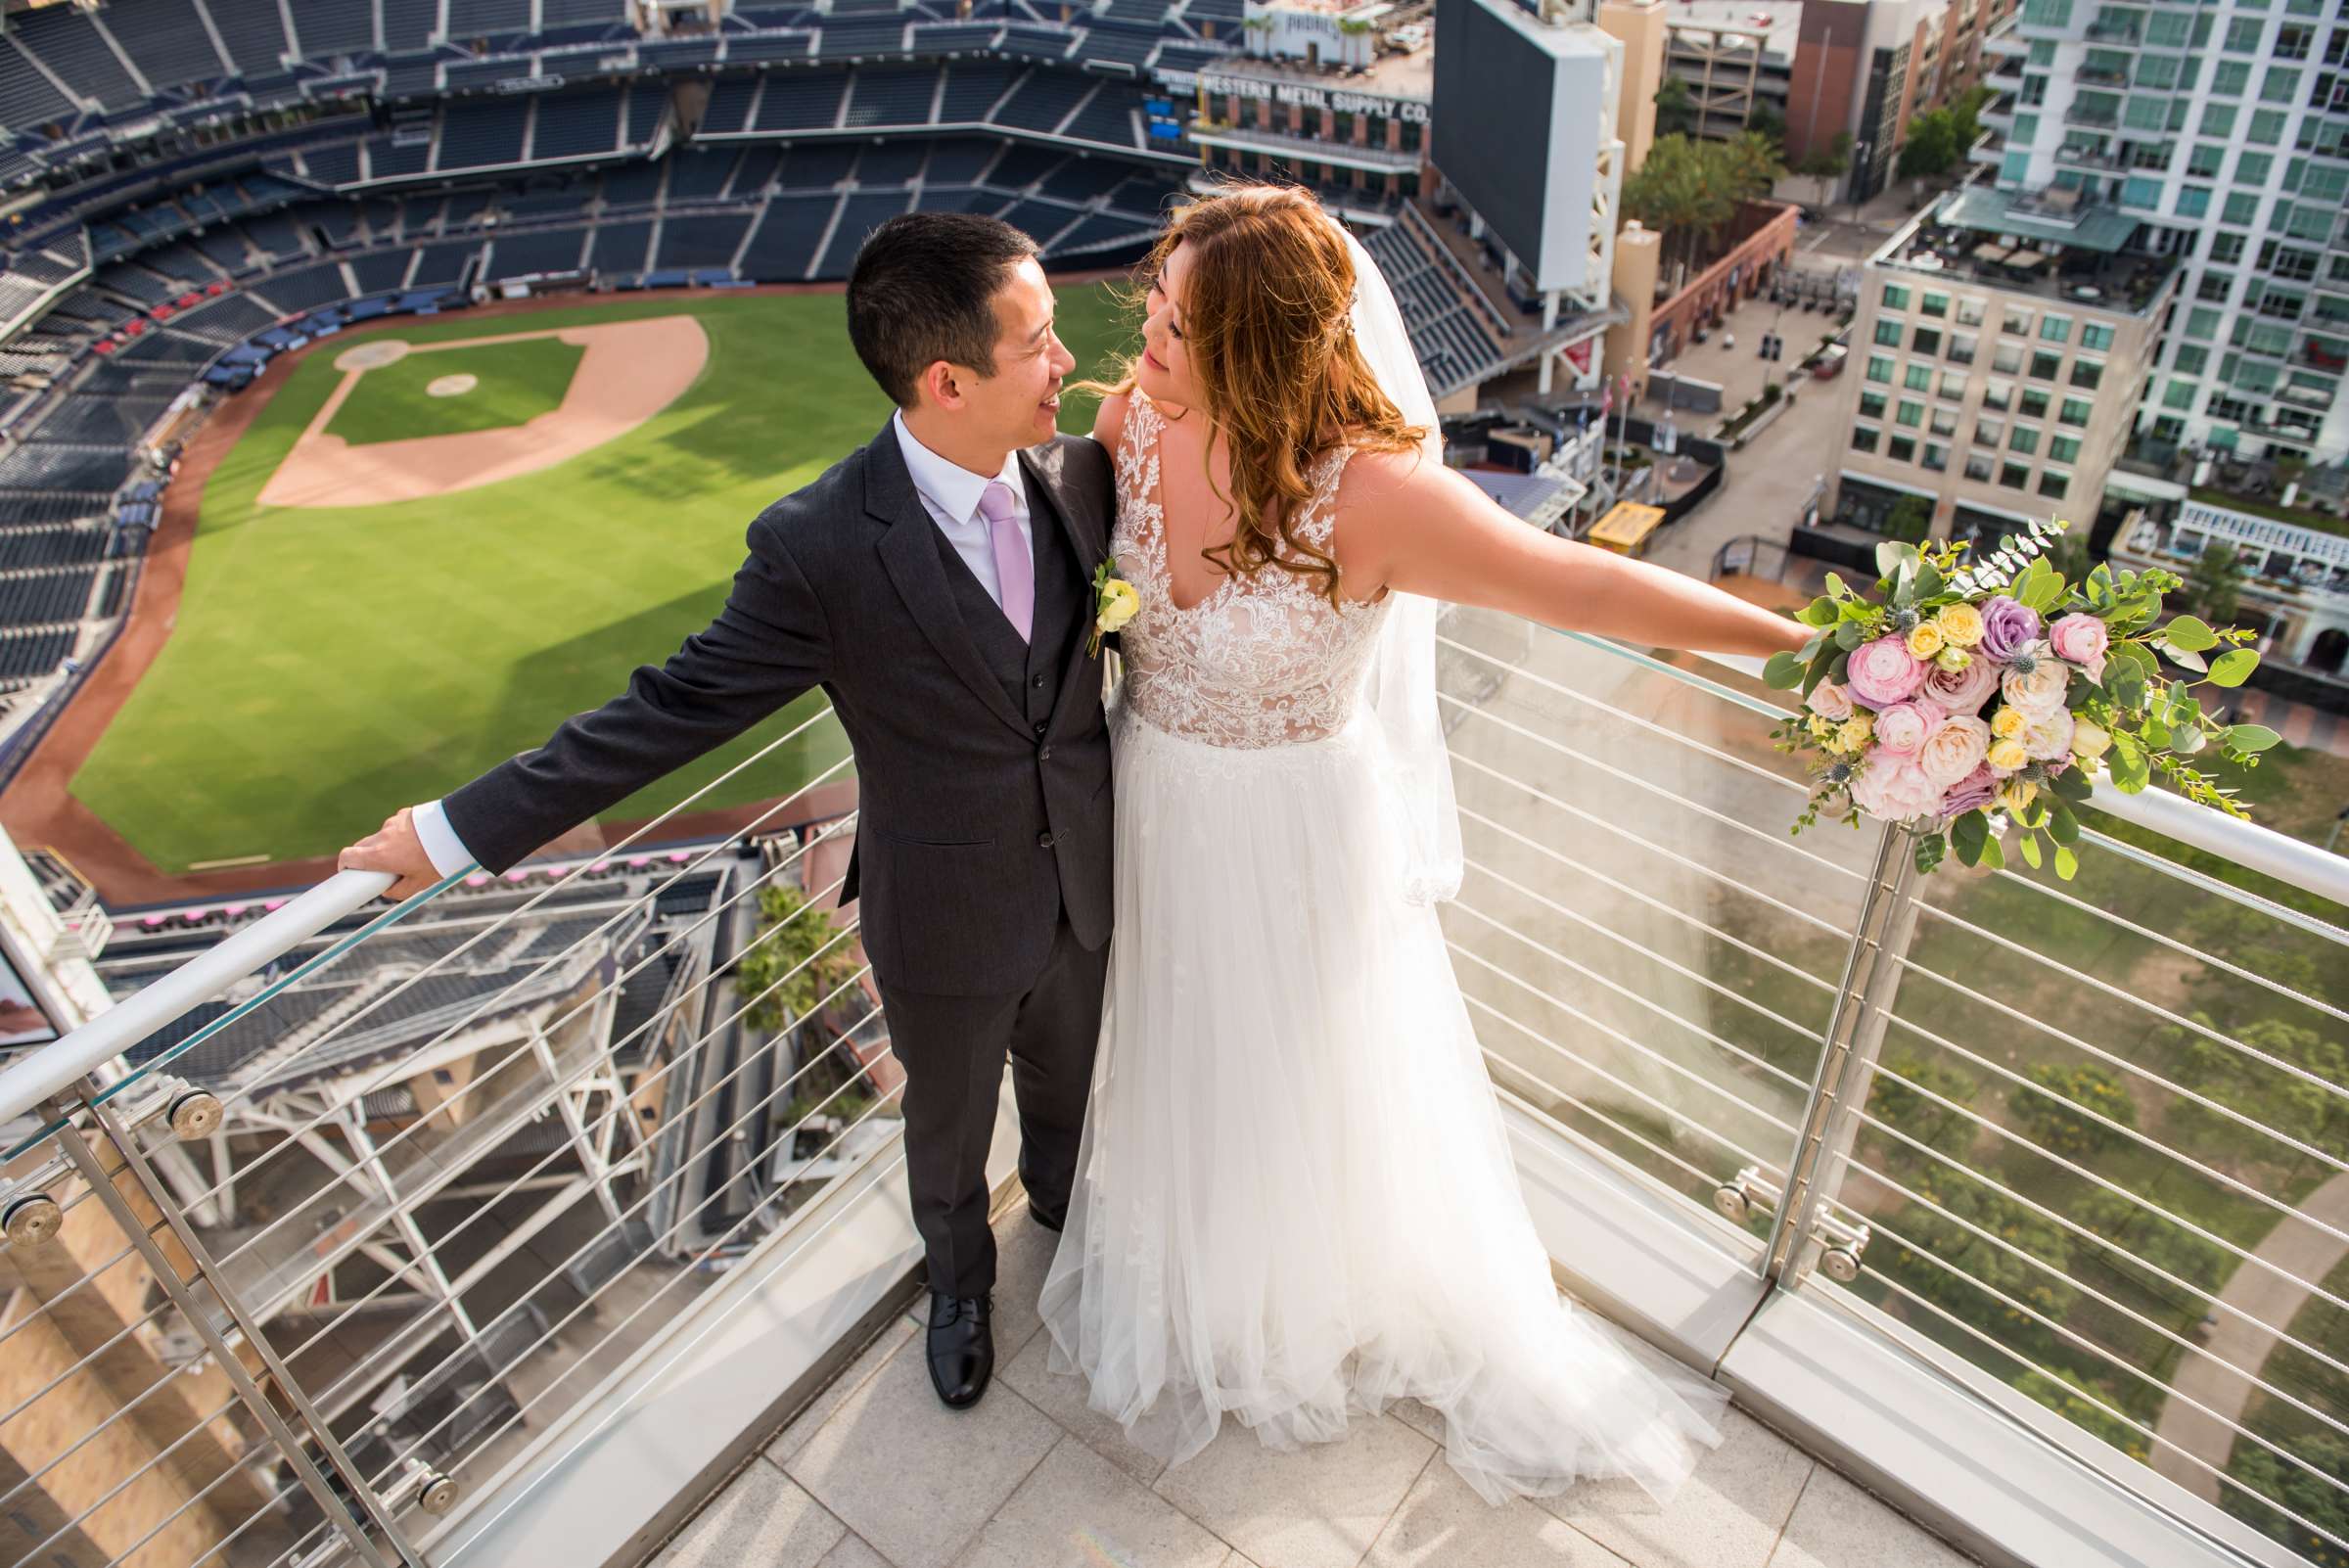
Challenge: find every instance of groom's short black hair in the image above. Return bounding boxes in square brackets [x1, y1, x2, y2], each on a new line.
[847, 213, 1042, 408]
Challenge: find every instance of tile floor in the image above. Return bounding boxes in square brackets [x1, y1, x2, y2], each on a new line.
[651, 1206, 1979, 1568]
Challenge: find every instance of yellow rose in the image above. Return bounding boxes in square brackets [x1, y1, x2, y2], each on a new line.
[1987, 737, 2029, 772]
[1906, 623, 1945, 659]
[2000, 780, 2039, 812]
[1808, 714, 1835, 741]
[1990, 706, 2029, 740]
[1935, 602, 1986, 647]
[1935, 645, 1972, 671]
[2071, 718, 2112, 760]
[1837, 715, 1874, 753]
[1098, 576, 1140, 631]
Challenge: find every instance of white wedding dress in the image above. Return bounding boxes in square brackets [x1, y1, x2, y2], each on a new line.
[1035, 386, 1729, 1505]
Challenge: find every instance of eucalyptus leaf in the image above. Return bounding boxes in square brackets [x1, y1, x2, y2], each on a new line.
[2159, 643, 2208, 673]
[2207, 648, 2259, 687]
[2227, 723, 2281, 754]
[1913, 832, 1947, 876]
[2053, 843, 2079, 882]
[2164, 615, 2218, 652]
[2019, 830, 2043, 871]
[1951, 809, 1987, 867]
[1835, 621, 1866, 651]
[1763, 651, 1806, 689]
[1979, 832, 2006, 872]
[2047, 806, 2079, 846]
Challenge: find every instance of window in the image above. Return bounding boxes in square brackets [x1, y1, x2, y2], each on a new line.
[2040, 315, 2072, 345]
[2163, 377, 2199, 408]
[2031, 350, 2063, 381]
[2250, 109, 2287, 145]
[2071, 359, 2105, 390]
[1897, 398, 1925, 428]
[2188, 143, 2226, 178]
[2177, 185, 2212, 219]
[1882, 284, 1911, 311]
[2121, 176, 2164, 211]
[1931, 407, 1959, 438]
[2050, 435, 2082, 464]
[1875, 317, 1905, 346]
[2224, 191, 2261, 225]
[2020, 389, 2051, 420]
[2262, 67, 2301, 103]
[2080, 322, 2115, 352]
[2173, 346, 2208, 376]
[1964, 452, 1996, 483]
[1913, 327, 1942, 356]
[1860, 390, 1888, 419]
[1923, 442, 1949, 472]
[1956, 298, 1986, 326]
[1921, 292, 1949, 319]
[2002, 307, 2032, 337]
[2199, 270, 2235, 303]
[2185, 306, 2223, 341]
[2059, 397, 2092, 427]
[2210, 233, 2247, 265]
[2010, 426, 2041, 456]
[1904, 363, 1933, 392]
[2039, 471, 2070, 500]
[1976, 416, 2005, 446]
[1993, 344, 2025, 374]
[2214, 60, 2254, 96]
[2201, 103, 2237, 138]
[2225, 17, 2263, 53]
[1983, 378, 2012, 411]
[1866, 353, 1893, 384]
[1939, 369, 1969, 399]
[2001, 461, 2032, 490]
[1950, 333, 1978, 365]
[2237, 151, 2275, 186]
[1888, 435, 1917, 464]
[1852, 425, 1881, 453]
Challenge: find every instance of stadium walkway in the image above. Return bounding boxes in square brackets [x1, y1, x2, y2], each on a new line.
[648, 1206, 1972, 1568]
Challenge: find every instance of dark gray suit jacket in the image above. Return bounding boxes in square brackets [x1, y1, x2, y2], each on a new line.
[441, 417, 1118, 996]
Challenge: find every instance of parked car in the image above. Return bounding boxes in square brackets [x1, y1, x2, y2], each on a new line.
[1813, 344, 1849, 380]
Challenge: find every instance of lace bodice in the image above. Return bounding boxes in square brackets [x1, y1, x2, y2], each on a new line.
[1111, 388, 1389, 750]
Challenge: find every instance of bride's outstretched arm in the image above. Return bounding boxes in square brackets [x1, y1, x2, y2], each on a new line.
[1340, 451, 1811, 661]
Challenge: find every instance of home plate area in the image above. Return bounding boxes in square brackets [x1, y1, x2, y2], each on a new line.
[256, 313, 709, 507]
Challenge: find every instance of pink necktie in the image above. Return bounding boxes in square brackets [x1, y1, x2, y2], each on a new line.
[978, 479, 1032, 644]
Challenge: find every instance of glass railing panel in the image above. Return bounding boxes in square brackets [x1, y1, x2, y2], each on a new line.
[1433, 611, 1880, 1257]
[1813, 776, 2349, 1564]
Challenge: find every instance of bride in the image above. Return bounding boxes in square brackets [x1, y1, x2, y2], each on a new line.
[1035, 183, 1812, 1506]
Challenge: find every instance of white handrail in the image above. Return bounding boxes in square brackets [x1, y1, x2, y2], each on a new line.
[0, 870, 394, 1127]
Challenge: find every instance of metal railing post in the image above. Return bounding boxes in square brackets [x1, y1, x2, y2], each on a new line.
[70, 1086, 435, 1568]
[1763, 821, 1922, 1288]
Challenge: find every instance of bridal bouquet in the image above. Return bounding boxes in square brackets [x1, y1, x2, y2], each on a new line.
[1762, 520, 2274, 878]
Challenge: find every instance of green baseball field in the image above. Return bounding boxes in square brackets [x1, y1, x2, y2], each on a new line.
[69, 285, 1134, 875]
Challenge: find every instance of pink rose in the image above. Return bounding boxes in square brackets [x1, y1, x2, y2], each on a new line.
[2049, 614, 2110, 681]
[1873, 697, 1948, 755]
[1917, 715, 1993, 787]
[2023, 706, 2076, 761]
[1847, 634, 1927, 709]
[1921, 654, 2001, 715]
[1849, 751, 1946, 822]
[1805, 679, 1855, 721]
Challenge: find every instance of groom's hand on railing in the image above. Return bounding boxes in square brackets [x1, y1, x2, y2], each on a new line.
[338, 808, 440, 901]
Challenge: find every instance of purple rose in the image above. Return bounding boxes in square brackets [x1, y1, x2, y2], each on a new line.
[1977, 595, 2042, 664]
[1938, 762, 1999, 818]
[1846, 634, 1927, 709]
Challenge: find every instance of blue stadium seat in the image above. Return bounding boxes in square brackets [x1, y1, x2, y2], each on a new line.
[438, 101, 531, 170]
[737, 193, 838, 281]
[383, 0, 440, 52]
[845, 67, 940, 128]
[100, 0, 230, 93]
[294, 0, 376, 58]
[939, 62, 1016, 121]
[852, 141, 926, 186]
[656, 212, 753, 273]
[8, 5, 144, 111]
[815, 20, 909, 60]
[991, 69, 1091, 133]
[445, 0, 535, 39]
[755, 71, 849, 131]
[589, 220, 655, 275]
[489, 228, 590, 278]
[919, 137, 1001, 184]
[532, 89, 624, 160]
[777, 144, 856, 190]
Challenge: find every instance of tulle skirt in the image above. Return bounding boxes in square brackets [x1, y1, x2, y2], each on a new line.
[1036, 703, 1729, 1506]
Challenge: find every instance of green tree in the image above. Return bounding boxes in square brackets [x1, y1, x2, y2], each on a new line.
[1948, 85, 1993, 152]
[1747, 99, 1786, 150]
[2182, 541, 2248, 628]
[1887, 1167, 2078, 1350]
[2169, 1016, 2349, 1162]
[2227, 1431, 2349, 1567]
[1867, 1051, 1982, 1163]
[1654, 75, 1697, 139]
[2017, 1369, 2151, 1460]
[1791, 132, 1853, 204]
[1897, 110, 1961, 179]
[734, 881, 862, 1034]
[2070, 1187, 2231, 1305]
[1883, 493, 1933, 544]
[1623, 134, 1784, 278]
[2016, 1062, 2138, 1159]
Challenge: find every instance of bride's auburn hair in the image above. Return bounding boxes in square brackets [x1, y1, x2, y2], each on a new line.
[1077, 182, 1429, 607]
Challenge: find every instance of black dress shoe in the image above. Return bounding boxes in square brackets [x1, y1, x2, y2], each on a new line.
[926, 1291, 993, 1409]
[1028, 1201, 1065, 1233]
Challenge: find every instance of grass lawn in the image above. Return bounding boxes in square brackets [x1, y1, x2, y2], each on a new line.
[323, 336, 587, 446]
[72, 284, 1139, 873]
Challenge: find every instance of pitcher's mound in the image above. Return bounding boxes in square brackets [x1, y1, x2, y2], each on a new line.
[259, 314, 708, 508]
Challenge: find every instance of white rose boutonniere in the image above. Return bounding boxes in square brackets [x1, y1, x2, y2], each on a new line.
[1088, 557, 1139, 656]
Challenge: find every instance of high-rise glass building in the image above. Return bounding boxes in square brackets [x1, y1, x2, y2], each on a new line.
[1982, 0, 2349, 465]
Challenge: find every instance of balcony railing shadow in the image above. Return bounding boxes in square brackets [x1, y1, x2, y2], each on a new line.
[1, 615, 2345, 1568]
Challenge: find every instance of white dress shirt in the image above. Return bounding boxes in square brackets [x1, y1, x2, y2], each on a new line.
[407, 414, 1036, 877]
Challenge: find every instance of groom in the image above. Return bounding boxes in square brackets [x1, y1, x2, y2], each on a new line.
[340, 212, 1117, 1412]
